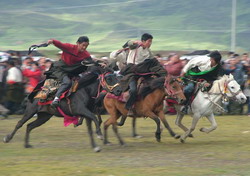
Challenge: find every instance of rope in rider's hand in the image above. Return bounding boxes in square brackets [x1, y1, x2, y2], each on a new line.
[28, 42, 49, 55]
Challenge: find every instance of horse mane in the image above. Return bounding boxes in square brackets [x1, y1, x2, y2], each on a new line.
[140, 77, 165, 99]
[209, 74, 233, 94]
[78, 66, 114, 89]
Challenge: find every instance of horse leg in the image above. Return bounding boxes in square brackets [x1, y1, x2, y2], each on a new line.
[112, 123, 125, 146]
[180, 114, 200, 143]
[97, 114, 102, 127]
[158, 110, 180, 139]
[24, 112, 52, 148]
[132, 117, 142, 138]
[117, 115, 127, 126]
[145, 112, 161, 142]
[175, 107, 194, 138]
[85, 118, 101, 152]
[103, 117, 116, 145]
[3, 102, 38, 143]
[79, 107, 103, 139]
[74, 117, 84, 127]
[200, 113, 217, 133]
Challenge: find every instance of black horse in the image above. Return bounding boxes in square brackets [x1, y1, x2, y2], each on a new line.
[3, 66, 122, 152]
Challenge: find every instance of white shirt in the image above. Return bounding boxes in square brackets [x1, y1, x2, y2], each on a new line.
[127, 46, 153, 65]
[6, 67, 23, 83]
[182, 55, 215, 73]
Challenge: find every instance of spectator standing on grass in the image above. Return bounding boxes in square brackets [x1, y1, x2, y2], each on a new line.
[3, 60, 24, 115]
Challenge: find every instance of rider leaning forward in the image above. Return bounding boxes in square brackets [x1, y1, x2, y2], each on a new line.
[180, 50, 223, 113]
[119, 33, 167, 116]
[46, 36, 92, 107]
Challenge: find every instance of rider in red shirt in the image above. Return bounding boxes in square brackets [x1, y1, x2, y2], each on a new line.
[47, 36, 91, 107]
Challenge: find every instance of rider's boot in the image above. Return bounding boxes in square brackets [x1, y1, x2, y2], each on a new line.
[51, 97, 60, 107]
[180, 104, 188, 114]
[180, 94, 191, 114]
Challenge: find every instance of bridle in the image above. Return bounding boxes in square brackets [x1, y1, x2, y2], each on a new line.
[99, 72, 120, 92]
[164, 78, 183, 98]
[218, 79, 242, 100]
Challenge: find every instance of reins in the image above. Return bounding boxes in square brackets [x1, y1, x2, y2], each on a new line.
[92, 72, 119, 99]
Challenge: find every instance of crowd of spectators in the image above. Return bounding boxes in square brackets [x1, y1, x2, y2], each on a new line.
[0, 50, 249, 118]
[0, 51, 53, 117]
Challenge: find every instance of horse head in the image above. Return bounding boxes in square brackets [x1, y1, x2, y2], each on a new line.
[164, 75, 186, 104]
[99, 72, 122, 96]
[220, 74, 247, 104]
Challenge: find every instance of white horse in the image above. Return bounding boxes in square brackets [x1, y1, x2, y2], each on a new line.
[175, 74, 247, 143]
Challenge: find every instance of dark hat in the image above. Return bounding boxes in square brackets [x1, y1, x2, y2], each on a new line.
[208, 50, 221, 63]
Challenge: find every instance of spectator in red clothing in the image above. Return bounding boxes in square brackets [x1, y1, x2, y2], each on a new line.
[46, 36, 92, 107]
[22, 61, 42, 93]
[163, 53, 183, 76]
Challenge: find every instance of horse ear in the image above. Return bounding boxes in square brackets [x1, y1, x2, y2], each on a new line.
[229, 73, 234, 79]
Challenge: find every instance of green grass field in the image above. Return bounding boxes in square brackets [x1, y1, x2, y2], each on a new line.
[1, 115, 250, 176]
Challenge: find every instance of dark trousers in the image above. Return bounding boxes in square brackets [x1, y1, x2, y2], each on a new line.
[183, 82, 195, 105]
[125, 79, 137, 110]
[55, 75, 72, 98]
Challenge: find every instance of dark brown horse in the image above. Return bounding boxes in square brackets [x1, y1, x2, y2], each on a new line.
[3, 67, 122, 152]
[103, 75, 186, 145]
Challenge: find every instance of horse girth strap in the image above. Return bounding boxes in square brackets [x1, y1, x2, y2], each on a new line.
[66, 98, 74, 115]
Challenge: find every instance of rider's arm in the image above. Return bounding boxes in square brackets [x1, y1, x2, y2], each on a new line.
[47, 39, 74, 51]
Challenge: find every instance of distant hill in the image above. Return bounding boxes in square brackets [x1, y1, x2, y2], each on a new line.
[0, 0, 249, 52]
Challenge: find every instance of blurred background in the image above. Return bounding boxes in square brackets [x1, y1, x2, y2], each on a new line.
[0, 0, 249, 53]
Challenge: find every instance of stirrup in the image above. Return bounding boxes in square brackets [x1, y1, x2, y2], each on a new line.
[180, 105, 188, 114]
[51, 99, 60, 107]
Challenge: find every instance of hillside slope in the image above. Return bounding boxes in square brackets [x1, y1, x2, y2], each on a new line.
[0, 0, 249, 52]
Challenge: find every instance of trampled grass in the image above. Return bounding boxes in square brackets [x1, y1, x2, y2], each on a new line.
[0, 115, 250, 176]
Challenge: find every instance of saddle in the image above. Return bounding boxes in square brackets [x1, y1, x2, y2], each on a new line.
[34, 78, 79, 103]
[106, 76, 153, 103]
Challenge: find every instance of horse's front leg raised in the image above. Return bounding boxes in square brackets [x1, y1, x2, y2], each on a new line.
[200, 113, 217, 133]
[180, 113, 200, 143]
[74, 117, 84, 127]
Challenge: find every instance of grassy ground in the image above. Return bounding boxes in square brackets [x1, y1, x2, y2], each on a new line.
[0, 115, 250, 176]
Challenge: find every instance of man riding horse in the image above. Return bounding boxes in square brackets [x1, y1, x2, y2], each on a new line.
[180, 50, 223, 113]
[119, 33, 167, 116]
[46, 36, 93, 107]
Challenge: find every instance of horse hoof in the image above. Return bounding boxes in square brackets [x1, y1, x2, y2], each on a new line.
[180, 138, 185, 143]
[94, 146, 101, 152]
[3, 136, 10, 143]
[104, 141, 112, 145]
[97, 135, 103, 140]
[25, 144, 33, 148]
[156, 138, 161, 143]
[121, 143, 127, 147]
[188, 134, 194, 138]
[174, 134, 181, 139]
[133, 135, 143, 139]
